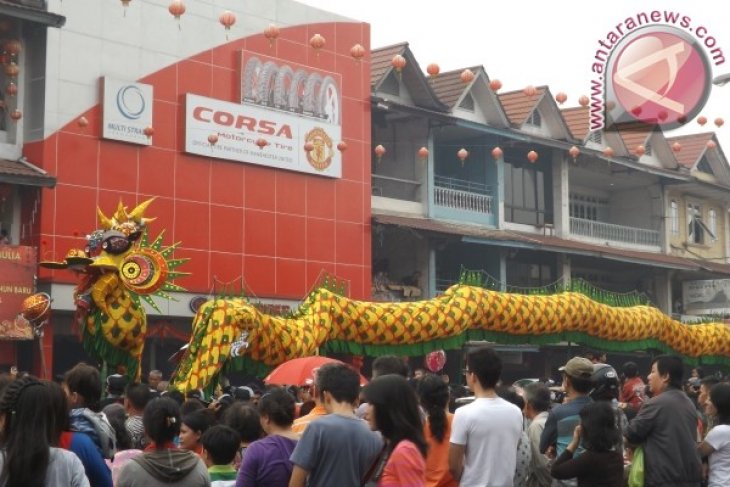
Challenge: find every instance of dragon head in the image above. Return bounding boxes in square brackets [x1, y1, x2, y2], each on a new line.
[41, 199, 187, 381]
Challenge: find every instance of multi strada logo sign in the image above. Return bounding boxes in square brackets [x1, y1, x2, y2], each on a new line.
[102, 77, 153, 146]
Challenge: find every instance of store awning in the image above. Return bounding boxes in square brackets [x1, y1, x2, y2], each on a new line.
[373, 212, 730, 274]
[0, 157, 56, 187]
[0, 0, 65, 28]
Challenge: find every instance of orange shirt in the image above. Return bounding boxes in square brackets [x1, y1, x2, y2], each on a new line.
[423, 413, 458, 487]
[292, 405, 327, 434]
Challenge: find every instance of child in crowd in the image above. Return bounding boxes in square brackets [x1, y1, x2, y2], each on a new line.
[201, 425, 241, 487]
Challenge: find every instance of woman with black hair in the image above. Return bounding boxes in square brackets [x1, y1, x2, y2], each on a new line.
[699, 382, 730, 486]
[236, 387, 299, 487]
[45, 380, 112, 487]
[179, 408, 217, 455]
[550, 401, 624, 486]
[418, 374, 457, 487]
[117, 397, 209, 487]
[364, 374, 427, 487]
[0, 377, 89, 487]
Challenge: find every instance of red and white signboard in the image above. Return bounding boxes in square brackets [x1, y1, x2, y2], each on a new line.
[185, 94, 342, 178]
[0, 246, 36, 340]
[185, 52, 342, 178]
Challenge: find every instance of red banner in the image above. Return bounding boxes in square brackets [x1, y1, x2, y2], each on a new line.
[0, 245, 36, 340]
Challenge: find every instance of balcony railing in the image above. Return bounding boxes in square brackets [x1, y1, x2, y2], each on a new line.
[434, 176, 493, 215]
[372, 174, 421, 202]
[570, 217, 660, 247]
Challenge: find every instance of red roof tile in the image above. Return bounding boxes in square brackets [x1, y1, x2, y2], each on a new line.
[0, 158, 55, 187]
[665, 132, 715, 168]
[498, 86, 547, 125]
[561, 107, 590, 141]
[427, 66, 480, 108]
[370, 43, 408, 87]
[612, 122, 655, 155]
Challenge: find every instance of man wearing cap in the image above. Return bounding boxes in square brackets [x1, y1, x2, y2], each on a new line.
[540, 356, 594, 485]
[100, 374, 127, 408]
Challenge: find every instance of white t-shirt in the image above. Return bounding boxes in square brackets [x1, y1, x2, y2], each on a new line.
[450, 397, 523, 487]
[706, 424, 730, 487]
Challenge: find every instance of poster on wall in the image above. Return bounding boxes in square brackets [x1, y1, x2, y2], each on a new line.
[682, 279, 730, 315]
[185, 51, 342, 178]
[102, 77, 154, 146]
[0, 246, 35, 340]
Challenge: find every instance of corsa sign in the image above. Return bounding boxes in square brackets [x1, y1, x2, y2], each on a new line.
[185, 51, 342, 178]
[185, 94, 341, 178]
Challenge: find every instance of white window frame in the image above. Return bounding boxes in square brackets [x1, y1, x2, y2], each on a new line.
[670, 200, 679, 235]
[709, 208, 718, 242]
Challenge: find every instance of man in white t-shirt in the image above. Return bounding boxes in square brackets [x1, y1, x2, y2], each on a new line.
[449, 346, 523, 487]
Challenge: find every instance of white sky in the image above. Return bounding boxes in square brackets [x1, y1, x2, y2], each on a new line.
[298, 0, 730, 148]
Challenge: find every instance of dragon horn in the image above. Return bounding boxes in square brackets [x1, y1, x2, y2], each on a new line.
[128, 198, 156, 222]
[113, 201, 128, 223]
[97, 206, 113, 230]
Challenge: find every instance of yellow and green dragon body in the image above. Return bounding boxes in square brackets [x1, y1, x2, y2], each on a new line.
[171, 284, 730, 392]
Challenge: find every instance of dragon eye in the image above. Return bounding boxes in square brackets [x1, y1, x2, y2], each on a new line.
[120, 249, 168, 295]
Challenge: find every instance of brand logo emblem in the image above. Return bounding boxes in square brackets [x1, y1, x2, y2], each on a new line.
[606, 26, 711, 128]
[116, 85, 146, 120]
[304, 127, 333, 171]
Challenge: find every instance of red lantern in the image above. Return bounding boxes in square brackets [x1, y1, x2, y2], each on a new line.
[523, 85, 537, 97]
[219, 10, 236, 38]
[634, 145, 646, 157]
[715, 117, 724, 128]
[208, 133, 219, 145]
[457, 148, 469, 166]
[0, 53, 8, 65]
[489, 79, 502, 92]
[374, 144, 386, 163]
[337, 141, 347, 152]
[460, 69, 475, 84]
[3, 39, 21, 56]
[426, 63, 440, 77]
[697, 116, 707, 126]
[121, 0, 131, 8]
[603, 146, 615, 158]
[418, 147, 429, 160]
[350, 43, 365, 61]
[168, 1, 185, 21]
[707, 140, 717, 149]
[605, 100, 616, 111]
[527, 150, 538, 163]
[568, 146, 580, 160]
[304, 141, 314, 152]
[578, 95, 589, 107]
[5, 82, 17, 97]
[264, 24, 280, 47]
[4, 62, 18, 78]
[77, 116, 89, 128]
[9, 109, 21, 122]
[144, 126, 154, 138]
[671, 142, 682, 153]
[392, 54, 407, 73]
[491, 147, 503, 160]
[256, 138, 269, 149]
[310, 33, 326, 52]
[555, 92, 567, 104]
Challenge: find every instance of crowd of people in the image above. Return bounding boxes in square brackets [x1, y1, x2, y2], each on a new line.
[1, 350, 729, 486]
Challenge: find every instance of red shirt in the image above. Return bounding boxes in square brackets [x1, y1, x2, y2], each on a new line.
[620, 376, 646, 409]
[380, 440, 426, 487]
